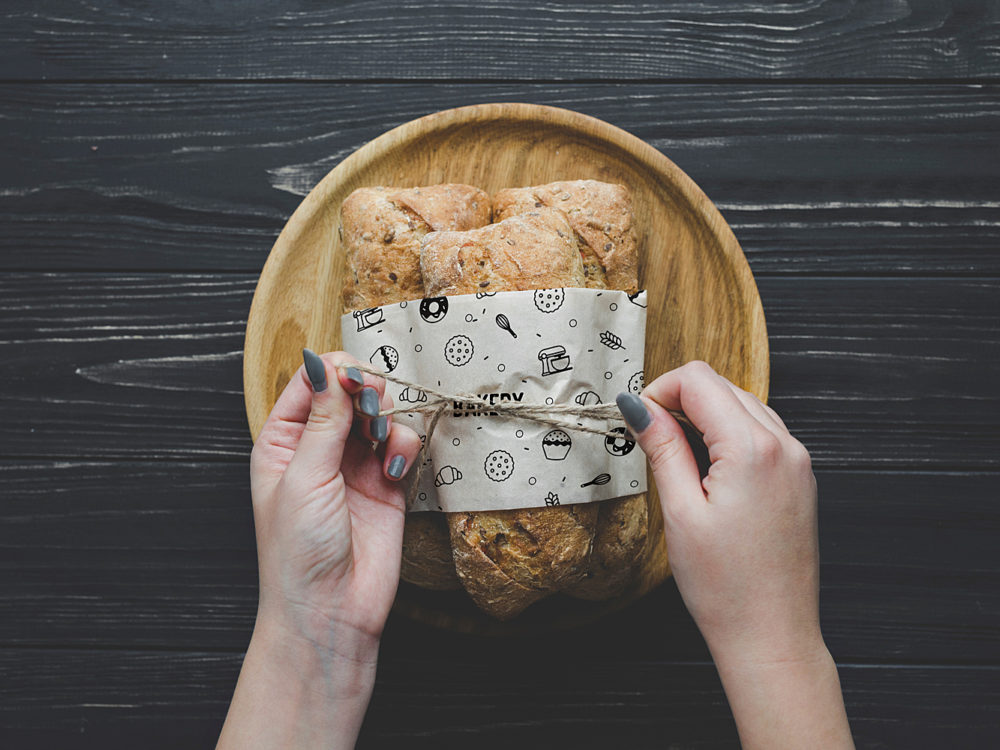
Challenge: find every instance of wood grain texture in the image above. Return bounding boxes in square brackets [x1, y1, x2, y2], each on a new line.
[243, 101, 768, 629]
[0, 647, 997, 748]
[1, 462, 996, 661]
[2, 0, 999, 81]
[0, 273, 994, 467]
[2, 83, 997, 273]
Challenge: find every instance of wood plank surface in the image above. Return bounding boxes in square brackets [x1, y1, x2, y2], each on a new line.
[0, 647, 996, 748]
[2, 83, 998, 273]
[2, 1, 999, 81]
[0, 273, 995, 467]
[2, 461, 996, 661]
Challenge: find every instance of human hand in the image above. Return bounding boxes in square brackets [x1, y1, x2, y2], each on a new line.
[617, 360, 819, 663]
[617, 361, 853, 749]
[218, 349, 422, 750]
[249, 348, 421, 653]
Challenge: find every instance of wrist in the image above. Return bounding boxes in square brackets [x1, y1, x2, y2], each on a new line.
[217, 613, 380, 749]
[253, 606, 380, 695]
[710, 643, 853, 750]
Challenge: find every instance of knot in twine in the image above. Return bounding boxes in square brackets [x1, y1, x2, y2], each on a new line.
[351, 363, 690, 508]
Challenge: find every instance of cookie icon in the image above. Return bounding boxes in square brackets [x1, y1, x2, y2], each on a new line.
[484, 449, 515, 482]
[627, 371, 644, 395]
[419, 296, 449, 323]
[533, 288, 565, 313]
[605, 426, 636, 457]
[541, 429, 572, 460]
[444, 334, 474, 367]
[370, 345, 399, 373]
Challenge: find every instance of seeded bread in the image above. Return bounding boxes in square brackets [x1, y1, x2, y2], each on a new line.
[493, 179, 639, 294]
[491, 182, 648, 602]
[342, 184, 491, 310]
[419, 208, 598, 619]
[340, 184, 490, 591]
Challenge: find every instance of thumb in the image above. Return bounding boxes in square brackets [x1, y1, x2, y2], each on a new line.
[616, 392, 705, 526]
[289, 348, 356, 483]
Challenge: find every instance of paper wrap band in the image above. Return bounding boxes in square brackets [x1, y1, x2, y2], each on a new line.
[341, 288, 648, 512]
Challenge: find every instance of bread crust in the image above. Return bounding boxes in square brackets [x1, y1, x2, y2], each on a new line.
[400, 513, 462, 590]
[563, 493, 648, 600]
[340, 184, 490, 591]
[341, 184, 491, 310]
[420, 208, 585, 296]
[492, 181, 648, 603]
[493, 180, 639, 294]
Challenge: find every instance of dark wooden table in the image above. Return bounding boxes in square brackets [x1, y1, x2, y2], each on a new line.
[2, 2, 998, 747]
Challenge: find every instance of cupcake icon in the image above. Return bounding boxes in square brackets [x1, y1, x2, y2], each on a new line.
[541, 429, 572, 461]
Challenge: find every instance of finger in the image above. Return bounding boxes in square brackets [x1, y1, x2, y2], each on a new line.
[286, 349, 360, 483]
[641, 361, 758, 453]
[358, 391, 393, 444]
[616, 392, 705, 526]
[382, 423, 422, 484]
[723, 381, 787, 437]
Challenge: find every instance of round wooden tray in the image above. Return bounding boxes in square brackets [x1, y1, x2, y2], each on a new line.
[243, 103, 768, 634]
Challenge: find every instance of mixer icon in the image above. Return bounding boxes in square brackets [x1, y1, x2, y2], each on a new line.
[538, 345, 573, 376]
[353, 307, 384, 331]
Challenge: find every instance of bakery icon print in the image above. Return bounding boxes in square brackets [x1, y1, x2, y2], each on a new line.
[538, 345, 572, 376]
[581, 473, 611, 488]
[627, 371, 644, 395]
[370, 345, 399, 373]
[495, 313, 517, 338]
[484, 449, 515, 482]
[353, 307, 384, 332]
[575, 390, 602, 406]
[541, 429, 572, 460]
[434, 465, 463, 487]
[444, 334, 475, 366]
[533, 288, 565, 313]
[605, 426, 637, 457]
[419, 296, 448, 323]
[627, 290, 647, 308]
[599, 330, 626, 351]
[398, 386, 427, 404]
[544, 491, 560, 506]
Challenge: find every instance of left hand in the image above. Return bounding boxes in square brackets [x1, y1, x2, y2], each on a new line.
[249, 349, 421, 656]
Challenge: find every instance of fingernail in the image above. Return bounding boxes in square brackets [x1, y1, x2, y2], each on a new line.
[359, 387, 380, 417]
[616, 392, 651, 434]
[371, 415, 389, 443]
[344, 366, 364, 386]
[302, 348, 327, 393]
[387, 454, 407, 479]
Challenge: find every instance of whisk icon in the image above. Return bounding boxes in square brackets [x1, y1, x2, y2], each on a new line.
[495, 314, 517, 339]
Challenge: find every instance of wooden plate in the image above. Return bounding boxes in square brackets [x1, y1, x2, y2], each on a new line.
[243, 103, 768, 634]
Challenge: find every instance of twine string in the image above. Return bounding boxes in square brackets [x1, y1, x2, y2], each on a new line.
[350, 363, 691, 508]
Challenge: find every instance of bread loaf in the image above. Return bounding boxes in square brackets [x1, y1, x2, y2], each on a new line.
[419, 207, 602, 619]
[340, 184, 490, 591]
[491, 182, 648, 603]
[342, 184, 491, 310]
[493, 179, 639, 294]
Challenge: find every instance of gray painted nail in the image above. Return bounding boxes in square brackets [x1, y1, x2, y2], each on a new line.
[387, 454, 407, 479]
[359, 387, 380, 417]
[344, 367, 364, 386]
[302, 348, 327, 393]
[371, 415, 389, 442]
[616, 392, 651, 434]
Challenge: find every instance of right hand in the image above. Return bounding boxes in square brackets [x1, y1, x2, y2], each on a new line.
[617, 360, 822, 666]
